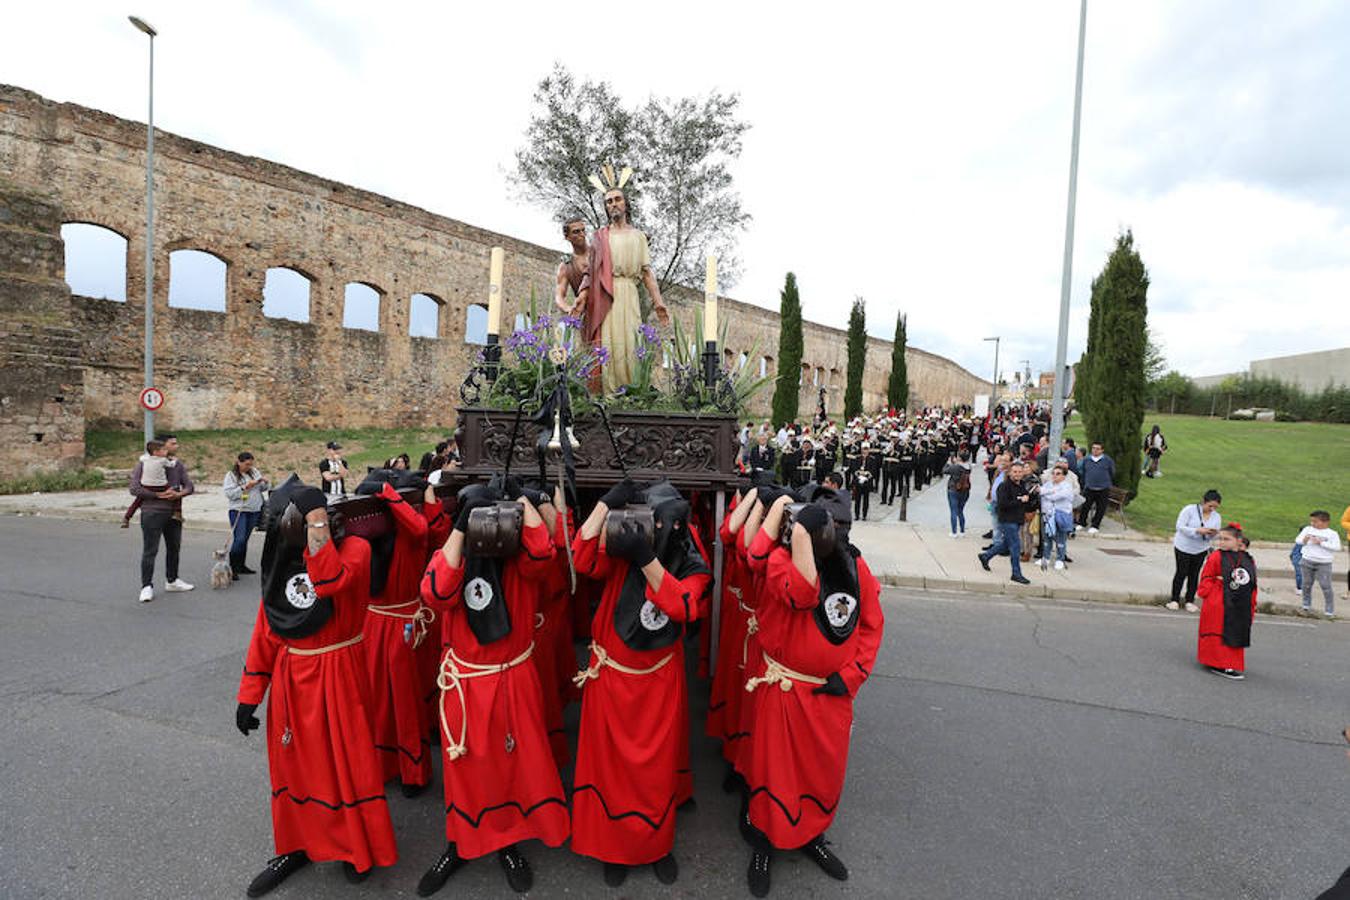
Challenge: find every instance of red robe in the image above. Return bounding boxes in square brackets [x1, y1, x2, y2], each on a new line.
[706, 496, 753, 757]
[569, 531, 711, 865]
[237, 537, 398, 872]
[419, 522, 570, 860]
[729, 525, 775, 775]
[362, 487, 433, 787]
[418, 500, 453, 738]
[741, 533, 884, 849]
[532, 510, 576, 767]
[1196, 549, 1258, 672]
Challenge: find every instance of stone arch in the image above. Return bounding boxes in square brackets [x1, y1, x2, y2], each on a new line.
[168, 249, 228, 311]
[262, 266, 314, 322]
[409, 292, 443, 339]
[60, 222, 128, 301]
[737, 351, 748, 371]
[760, 355, 775, 378]
[465, 303, 489, 345]
[342, 281, 382, 331]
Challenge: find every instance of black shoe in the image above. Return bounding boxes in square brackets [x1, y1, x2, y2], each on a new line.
[1010, 574, 1031, 585]
[239, 565, 257, 574]
[417, 843, 464, 897]
[603, 862, 629, 887]
[978, 555, 991, 572]
[1209, 666, 1245, 681]
[246, 852, 309, 898]
[721, 764, 743, 794]
[401, 780, 428, 799]
[981, 530, 993, 539]
[652, 853, 678, 885]
[678, 795, 697, 812]
[1064, 556, 1073, 563]
[231, 571, 240, 581]
[801, 836, 849, 881]
[343, 862, 370, 884]
[499, 845, 533, 893]
[748, 851, 772, 897]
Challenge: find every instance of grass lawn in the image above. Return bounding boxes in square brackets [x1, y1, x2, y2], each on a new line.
[1064, 414, 1350, 541]
[85, 426, 448, 487]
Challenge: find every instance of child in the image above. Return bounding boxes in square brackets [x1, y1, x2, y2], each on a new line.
[1296, 510, 1342, 618]
[121, 439, 167, 528]
[1196, 523, 1258, 680]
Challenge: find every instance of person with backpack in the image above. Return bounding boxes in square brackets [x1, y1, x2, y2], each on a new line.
[942, 450, 973, 537]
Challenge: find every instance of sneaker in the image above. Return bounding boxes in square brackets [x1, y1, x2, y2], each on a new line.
[1053, 560, 1065, 571]
[165, 579, 195, 592]
[1087, 527, 1099, 535]
[978, 554, 991, 572]
[1038, 559, 1048, 571]
[1165, 601, 1180, 611]
[1293, 587, 1305, 596]
[139, 585, 154, 603]
[1010, 574, 1031, 585]
[1326, 612, 1338, 621]
[1184, 603, 1199, 613]
[1209, 667, 1245, 681]
[1298, 607, 1313, 617]
[950, 532, 959, 538]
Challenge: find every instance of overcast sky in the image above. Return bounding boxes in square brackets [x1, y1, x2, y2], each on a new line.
[6, 0, 1349, 381]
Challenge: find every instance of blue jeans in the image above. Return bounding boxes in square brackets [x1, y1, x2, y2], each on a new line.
[1290, 542, 1304, 590]
[982, 521, 1023, 578]
[228, 509, 260, 563]
[947, 490, 969, 533]
[1042, 522, 1068, 562]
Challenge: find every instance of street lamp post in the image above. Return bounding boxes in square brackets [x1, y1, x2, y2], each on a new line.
[129, 15, 157, 444]
[1049, 0, 1088, 459]
[983, 336, 1001, 412]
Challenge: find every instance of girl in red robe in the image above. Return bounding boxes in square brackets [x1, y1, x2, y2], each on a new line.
[1196, 524, 1258, 680]
[569, 479, 712, 888]
[235, 480, 398, 897]
[529, 485, 575, 767]
[414, 482, 569, 896]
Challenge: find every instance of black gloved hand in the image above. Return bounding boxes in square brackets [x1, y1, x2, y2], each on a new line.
[756, 485, 783, 508]
[795, 504, 830, 536]
[236, 702, 260, 736]
[454, 495, 496, 533]
[520, 487, 550, 508]
[811, 672, 849, 697]
[292, 486, 327, 516]
[606, 523, 656, 567]
[600, 478, 638, 511]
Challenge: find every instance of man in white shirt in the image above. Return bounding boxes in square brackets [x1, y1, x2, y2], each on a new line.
[1296, 510, 1342, 617]
[1168, 490, 1222, 611]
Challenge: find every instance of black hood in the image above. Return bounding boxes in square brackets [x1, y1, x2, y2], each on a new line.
[456, 482, 512, 645]
[259, 474, 334, 639]
[614, 481, 710, 652]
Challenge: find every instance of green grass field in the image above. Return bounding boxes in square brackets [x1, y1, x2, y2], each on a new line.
[1064, 414, 1350, 541]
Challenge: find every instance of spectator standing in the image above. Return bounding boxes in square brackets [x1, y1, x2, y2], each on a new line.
[1296, 511, 1342, 617]
[1038, 464, 1075, 570]
[121, 438, 168, 527]
[129, 433, 195, 603]
[319, 440, 349, 499]
[1143, 425, 1168, 478]
[747, 432, 776, 474]
[1077, 442, 1115, 534]
[943, 451, 973, 537]
[978, 459, 1032, 584]
[1168, 490, 1222, 612]
[222, 452, 268, 580]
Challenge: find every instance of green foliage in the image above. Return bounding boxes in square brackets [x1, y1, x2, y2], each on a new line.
[770, 272, 803, 428]
[511, 63, 751, 293]
[886, 311, 908, 412]
[1081, 231, 1150, 495]
[1149, 370, 1194, 412]
[663, 311, 772, 415]
[0, 468, 105, 495]
[1159, 374, 1350, 423]
[1143, 327, 1167, 384]
[844, 298, 867, 420]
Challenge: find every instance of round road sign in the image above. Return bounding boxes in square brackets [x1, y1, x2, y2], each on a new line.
[139, 387, 165, 411]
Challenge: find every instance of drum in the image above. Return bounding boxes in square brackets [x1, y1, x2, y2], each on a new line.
[327, 488, 423, 542]
[465, 501, 523, 558]
[781, 502, 837, 557]
[605, 504, 655, 548]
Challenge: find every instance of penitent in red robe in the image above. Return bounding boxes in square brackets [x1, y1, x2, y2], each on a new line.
[417, 498, 453, 740]
[569, 532, 711, 866]
[740, 531, 884, 849]
[237, 537, 398, 872]
[706, 494, 753, 756]
[362, 486, 434, 788]
[531, 510, 576, 768]
[1196, 549, 1258, 672]
[419, 522, 570, 860]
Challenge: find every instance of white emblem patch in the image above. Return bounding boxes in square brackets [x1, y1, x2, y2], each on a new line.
[285, 573, 316, 610]
[639, 599, 670, 631]
[824, 592, 857, 628]
[465, 577, 494, 611]
[1229, 567, 1251, 589]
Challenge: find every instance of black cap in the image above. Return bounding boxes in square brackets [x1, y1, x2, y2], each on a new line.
[325, 440, 342, 450]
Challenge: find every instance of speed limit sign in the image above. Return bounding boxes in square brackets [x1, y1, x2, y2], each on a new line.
[139, 387, 165, 411]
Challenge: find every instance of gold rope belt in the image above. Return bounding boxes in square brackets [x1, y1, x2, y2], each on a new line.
[740, 601, 758, 670]
[572, 640, 674, 689]
[367, 598, 436, 648]
[437, 643, 535, 762]
[744, 650, 827, 693]
[286, 633, 363, 657]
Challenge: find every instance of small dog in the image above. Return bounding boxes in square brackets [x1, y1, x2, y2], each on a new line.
[210, 548, 233, 590]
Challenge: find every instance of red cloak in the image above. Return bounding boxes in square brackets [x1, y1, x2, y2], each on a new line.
[419, 522, 570, 860]
[531, 510, 576, 767]
[418, 498, 453, 740]
[580, 226, 614, 348]
[1196, 549, 1258, 672]
[706, 496, 754, 758]
[569, 531, 711, 865]
[237, 537, 398, 872]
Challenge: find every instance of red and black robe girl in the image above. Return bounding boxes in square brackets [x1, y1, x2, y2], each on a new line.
[531, 498, 576, 768]
[570, 482, 712, 870]
[418, 483, 570, 862]
[741, 507, 884, 851]
[355, 472, 434, 791]
[1197, 545, 1258, 673]
[418, 490, 453, 743]
[707, 490, 754, 757]
[236, 477, 397, 882]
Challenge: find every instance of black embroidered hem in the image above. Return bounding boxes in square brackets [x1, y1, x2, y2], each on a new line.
[572, 783, 676, 831]
[746, 785, 838, 826]
[445, 796, 568, 828]
[271, 786, 388, 811]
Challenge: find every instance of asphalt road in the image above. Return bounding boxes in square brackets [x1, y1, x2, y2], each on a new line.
[1, 515, 1348, 900]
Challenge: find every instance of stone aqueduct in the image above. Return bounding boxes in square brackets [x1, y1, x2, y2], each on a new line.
[0, 84, 989, 475]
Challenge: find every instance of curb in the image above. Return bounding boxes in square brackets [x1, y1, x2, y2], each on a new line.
[1, 508, 228, 535]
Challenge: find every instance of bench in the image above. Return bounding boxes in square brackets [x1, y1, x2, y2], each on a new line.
[1106, 486, 1132, 529]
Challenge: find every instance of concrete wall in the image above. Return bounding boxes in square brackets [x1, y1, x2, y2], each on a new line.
[0, 83, 989, 434]
[1249, 349, 1350, 394]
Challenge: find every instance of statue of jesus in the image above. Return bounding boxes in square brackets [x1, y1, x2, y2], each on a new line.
[576, 173, 670, 394]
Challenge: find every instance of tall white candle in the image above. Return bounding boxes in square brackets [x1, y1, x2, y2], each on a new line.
[704, 253, 718, 340]
[486, 246, 504, 336]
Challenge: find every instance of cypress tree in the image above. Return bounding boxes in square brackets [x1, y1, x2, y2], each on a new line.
[1085, 230, 1150, 496]
[886, 311, 908, 412]
[1075, 271, 1104, 438]
[844, 297, 867, 420]
[770, 272, 804, 427]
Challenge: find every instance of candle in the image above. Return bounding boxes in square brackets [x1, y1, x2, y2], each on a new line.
[704, 253, 718, 340]
[486, 246, 504, 336]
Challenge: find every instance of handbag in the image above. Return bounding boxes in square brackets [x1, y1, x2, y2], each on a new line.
[1054, 509, 1074, 533]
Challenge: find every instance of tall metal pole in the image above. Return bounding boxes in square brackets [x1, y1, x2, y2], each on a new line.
[984, 336, 1000, 412]
[1049, 0, 1087, 459]
[131, 16, 158, 443]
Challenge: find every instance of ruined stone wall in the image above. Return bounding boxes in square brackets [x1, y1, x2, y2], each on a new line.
[0, 84, 988, 435]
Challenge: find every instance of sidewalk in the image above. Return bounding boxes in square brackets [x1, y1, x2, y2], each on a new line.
[0, 487, 234, 535]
